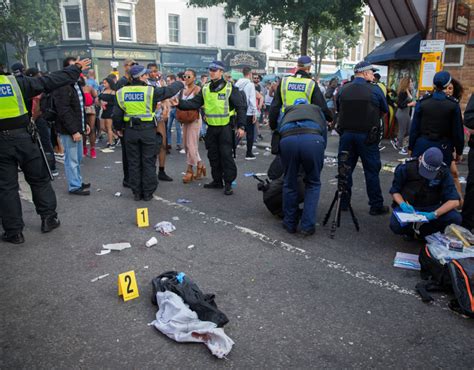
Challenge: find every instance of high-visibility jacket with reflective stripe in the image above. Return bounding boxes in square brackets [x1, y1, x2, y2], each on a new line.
[116, 85, 155, 122]
[202, 81, 232, 126]
[0, 75, 28, 120]
[280, 76, 315, 112]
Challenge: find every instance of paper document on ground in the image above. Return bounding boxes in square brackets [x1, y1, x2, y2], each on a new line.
[102, 242, 132, 251]
[394, 211, 428, 224]
[394, 252, 421, 271]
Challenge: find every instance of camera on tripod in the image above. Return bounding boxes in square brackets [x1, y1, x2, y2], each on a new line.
[323, 151, 360, 238]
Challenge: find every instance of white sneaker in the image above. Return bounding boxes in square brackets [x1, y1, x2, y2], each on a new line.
[390, 139, 399, 150]
[179, 149, 185, 154]
[399, 148, 408, 155]
[245, 154, 256, 160]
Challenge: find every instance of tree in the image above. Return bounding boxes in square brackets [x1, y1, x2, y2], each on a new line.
[0, 0, 61, 66]
[188, 0, 364, 55]
[285, 24, 362, 78]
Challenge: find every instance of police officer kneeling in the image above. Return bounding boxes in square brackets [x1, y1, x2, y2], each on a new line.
[0, 58, 91, 244]
[389, 147, 462, 240]
[278, 99, 327, 236]
[113, 65, 184, 201]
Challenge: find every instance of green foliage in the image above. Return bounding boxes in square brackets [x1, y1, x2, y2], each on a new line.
[0, 0, 61, 65]
[188, 0, 364, 51]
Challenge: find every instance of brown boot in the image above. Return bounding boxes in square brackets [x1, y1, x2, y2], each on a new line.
[194, 164, 207, 180]
[182, 170, 194, 184]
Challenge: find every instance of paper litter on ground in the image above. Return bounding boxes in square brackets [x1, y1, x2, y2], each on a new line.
[146, 237, 158, 247]
[172, 216, 180, 221]
[176, 198, 192, 204]
[102, 242, 132, 251]
[154, 222, 176, 235]
[114, 161, 122, 164]
[100, 148, 115, 153]
[393, 252, 420, 271]
[244, 172, 254, 177]
[91, 274, 109, 282]
[95, 249, 111, 256]
[187, 244, 195, 249]
[114, 192, 121, 197]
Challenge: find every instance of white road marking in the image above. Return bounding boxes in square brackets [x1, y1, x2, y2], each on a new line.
[153, 195, 451, 311]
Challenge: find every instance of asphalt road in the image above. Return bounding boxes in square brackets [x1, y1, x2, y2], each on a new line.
[1, 133, 472, 369]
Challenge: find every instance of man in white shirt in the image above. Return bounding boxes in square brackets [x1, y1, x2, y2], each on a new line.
[235, 67, 257, 160]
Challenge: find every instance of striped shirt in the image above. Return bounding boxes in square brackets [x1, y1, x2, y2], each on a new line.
[74, 83, 85, 130]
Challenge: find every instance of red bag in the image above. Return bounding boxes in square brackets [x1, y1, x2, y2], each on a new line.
[176, 87, 199, 124]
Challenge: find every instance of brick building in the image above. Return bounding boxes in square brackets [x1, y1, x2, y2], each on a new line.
[39, 0, 159, 78]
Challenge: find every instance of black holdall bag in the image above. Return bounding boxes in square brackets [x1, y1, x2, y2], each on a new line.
[417, 247, 474, 318]
[39, 92, 57, 122]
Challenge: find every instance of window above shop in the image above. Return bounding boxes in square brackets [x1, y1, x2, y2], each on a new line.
[444, 44, 465, 66]
[169, 14, 180, 43]
[198, 18, 207, 45]
[227, 22, 236, 46]
[115, 1, 136, 43]
[249, 26, 257, 48]
[274, 28, 282, 51]
[60, 1, 84, 40]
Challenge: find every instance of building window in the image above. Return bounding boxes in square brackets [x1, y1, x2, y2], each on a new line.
[169, 14, 180, 43]
[197, 18, 207, 45]
[117, 9, 132, 41]
[227, 22, 236, 46]
[274, 28, 282, 50]
[374, 24, 382, 37]
[356, 42, 363, 61]
[63, 5, 83, 39]
[249, 26, 257, 48]
[444, 45, 465, 66]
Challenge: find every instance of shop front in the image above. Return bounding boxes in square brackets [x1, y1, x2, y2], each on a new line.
[160, 47, 218, 76]
[221, 50, 266, 74]
[41, 45, 92, 72]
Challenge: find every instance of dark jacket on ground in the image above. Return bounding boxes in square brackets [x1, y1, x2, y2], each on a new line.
[177, 78, 247, 130]
[112, 80, 185, 131]
[269, 70, 333, 130]
[52, 83, 85, 135]
[0, 65, 83, 131]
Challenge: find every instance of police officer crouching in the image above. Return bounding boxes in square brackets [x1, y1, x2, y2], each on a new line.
[389, 147, 462, 240]
[177, 61, 246, 195]
[278, 99, 327, 235]
[336, 61, 389, 215]
[113, 65, 184, 201]
[409, 71, 464, 165]
[0, 58, 91, 244]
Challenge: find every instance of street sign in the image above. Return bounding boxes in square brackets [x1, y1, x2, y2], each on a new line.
[118, 270, 139, 302]
[419, 40, 445, 53]
[418, 52, 443, 91]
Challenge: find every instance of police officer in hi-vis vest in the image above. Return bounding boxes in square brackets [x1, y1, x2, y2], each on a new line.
[176, 61, 247, 196]
[269, 55, 333, 130]
[0, 58, 91, 244]
[113, 65, 184, 201]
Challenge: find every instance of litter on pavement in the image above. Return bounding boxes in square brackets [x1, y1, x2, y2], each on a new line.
[90, 273, 109, 282]
[102, 242, 132, 251]
[393, 252, 420, 271]
[172, 216, 180, 221]
[146, 237, 158, 248]
[100, 148, 115, 153]
[176, 198, 192, 204]
[95, 249, 111, 256]
[187, 244, 195, 249]
[150, 271, 233, 358]
[154, 221, 176, 235]
[114, 192, 121, 197]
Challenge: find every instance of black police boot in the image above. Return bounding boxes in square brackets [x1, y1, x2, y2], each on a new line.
[369, 206, 389, 216]
[143, 194, 153, 201]
[2, 232, 25, 244]
[204, 180, 224, 189]
[300, 227, 316, 237]
[133, 193, 142, 201]
[123, 180, 131, 188]
[41, 215, 61, 233]
[224, 182, 233, 195]
[158, 171, 173, 182]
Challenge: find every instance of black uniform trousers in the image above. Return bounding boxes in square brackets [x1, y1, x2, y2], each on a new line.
[124, 125, 160, 197]
[462, 146, 474, 230]
[119, 135, 129, 185]
[0, 128, 57, 236]
[205, 124, 237, 184]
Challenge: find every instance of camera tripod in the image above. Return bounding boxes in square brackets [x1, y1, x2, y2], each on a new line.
[322, 151, 360, 238]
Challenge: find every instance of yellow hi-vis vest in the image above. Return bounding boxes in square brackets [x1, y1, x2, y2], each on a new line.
[202, 81, 232, 126]
[0, 75, 28, 120]
[280, 76, 316, 112]
[116, 85, 155, 122]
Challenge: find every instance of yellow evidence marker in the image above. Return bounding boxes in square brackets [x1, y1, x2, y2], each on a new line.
[136, 208, 149, 227]
[118, 270, 139, 301]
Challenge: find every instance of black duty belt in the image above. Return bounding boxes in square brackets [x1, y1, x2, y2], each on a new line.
[0, 127, 29, 136]
[280, 127, 322, 138]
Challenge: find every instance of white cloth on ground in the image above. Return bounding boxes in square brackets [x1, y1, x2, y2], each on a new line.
[151, 290, 234, 358]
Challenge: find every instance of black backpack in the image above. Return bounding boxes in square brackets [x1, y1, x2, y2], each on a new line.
[417, 246, 474, 318]
[39, 92, 57, 122]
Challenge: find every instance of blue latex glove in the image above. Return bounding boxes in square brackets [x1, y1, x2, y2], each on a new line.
[176, 272, 186, 284]
[400, 202, 415, 213]
[418, 211, 437, 221]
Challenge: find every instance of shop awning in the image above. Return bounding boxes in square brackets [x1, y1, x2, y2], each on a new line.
[365, 32, 422, 65]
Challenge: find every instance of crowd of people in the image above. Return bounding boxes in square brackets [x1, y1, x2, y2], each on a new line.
[0, 54, 473, 245]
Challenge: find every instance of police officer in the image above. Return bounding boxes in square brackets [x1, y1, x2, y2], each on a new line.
[336, 61, 389, 215]
[389, 147, 462, 239]
[113, 65, 184, 201]
[269, 55, 332, 128]
[177, 61, 246, 195]
[409, 71, 464, 166]
[0, 58, 91, 244]
[278, 99, 327, 236]
[462, 94, 474, 231]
